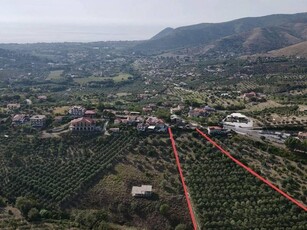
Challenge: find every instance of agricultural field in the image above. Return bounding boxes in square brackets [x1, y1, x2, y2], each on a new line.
[243, 100, 283, 112]
[219, 136, 307, 204]
[173, 131, 307, 229]
[46, 70, 64, 80]
[0, 132, 138, 207]
[116, 92, 132, 97]
[74, 73, 133, 85]
[73, 76, 111, 84]
[0, 130, 192, 229]
[168, 87, 245, 111]
[52, 106, 70, 115]
[113, 73, 133, 82]
[246, 106, 307, 128]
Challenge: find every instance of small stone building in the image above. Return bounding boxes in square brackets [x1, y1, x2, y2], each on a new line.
[131, 185, 152, 197]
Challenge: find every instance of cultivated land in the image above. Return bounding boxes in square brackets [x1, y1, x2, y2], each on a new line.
[73, 73, 132, 85]
[0, 13, 307, 229]
[46, 70, 64, 80]
[171, 131, 307, 229]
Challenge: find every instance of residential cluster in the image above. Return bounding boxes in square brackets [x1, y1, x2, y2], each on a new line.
[6, 102, 102, 132]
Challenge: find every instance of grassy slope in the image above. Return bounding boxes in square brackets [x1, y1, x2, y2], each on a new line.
[268, 41, 307, 58]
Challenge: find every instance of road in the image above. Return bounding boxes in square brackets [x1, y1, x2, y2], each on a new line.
[103, 120, 109, 134]
[223, 125, 288, 144]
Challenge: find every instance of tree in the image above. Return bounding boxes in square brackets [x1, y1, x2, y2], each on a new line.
[95, 209, 108, 222]
[45, 116, 53, 128]
[15, 197, 38, 216]
[102, 111, 116, 122]
[97, 103, 105, 112]
[98, 221, 110, 230]
[155, 109, 171, 122]
[27, 208, 40, 221]
[115, 100, 124, 106]
[185, 99, 202, 107]
[0, 197, 6, 207]
[39, 209, 51, 219]
[74, 210, 109, 228]
[117, 203, 128, 214]
[285, 137, 302, 151]
[159, 204, 170, 216]
[130, 202, 138, 213]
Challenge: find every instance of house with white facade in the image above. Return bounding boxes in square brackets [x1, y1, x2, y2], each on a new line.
[7, 103, 20, 110]
[222, 113, 253, 129]
[69, 106, 86, 117]
[69, 117, 97, 131]
[30, 115, 47, 127]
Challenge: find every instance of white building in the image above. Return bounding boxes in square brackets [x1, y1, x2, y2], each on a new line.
[131, 185, 152, 197]
[30, 115, 46, 127]
[25, 99, 32, 105]
[222, 113, 253, 129]
[69, 106, 86, 117]
[69, 117, 96, 131]
[7, 103, 20, 110]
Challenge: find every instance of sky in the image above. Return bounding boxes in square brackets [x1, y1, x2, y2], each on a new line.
[0, 0, 307, 43]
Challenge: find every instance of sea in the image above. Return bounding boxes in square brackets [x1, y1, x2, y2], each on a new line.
[0, 23, 162, 43]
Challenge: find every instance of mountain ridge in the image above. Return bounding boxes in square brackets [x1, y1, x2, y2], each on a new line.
[133, 12, 307, 55]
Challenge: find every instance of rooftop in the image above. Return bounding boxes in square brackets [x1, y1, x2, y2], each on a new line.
[12, 114, 27, 121]
[70, 106, 85, 109]
[71, 117, 95, 125]
[228, 113, 248, 118]
[208, 126, 222, 130]
[85, 110, 96, 115]
[131, 185, 152, 197]
[30, 115, 46, 119]
[298, 132, 307, 137]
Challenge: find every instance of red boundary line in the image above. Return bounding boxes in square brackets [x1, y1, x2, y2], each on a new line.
[196, 128, 307, 212]
[168, 127, 198, 230]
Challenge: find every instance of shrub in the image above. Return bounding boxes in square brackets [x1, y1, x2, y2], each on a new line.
[159, 204, 170, 215]
[15, 197, 38, 216]
[27, 208, 40, 221]
[175, 224, 187, 230]
[0, 197, 6, 207]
